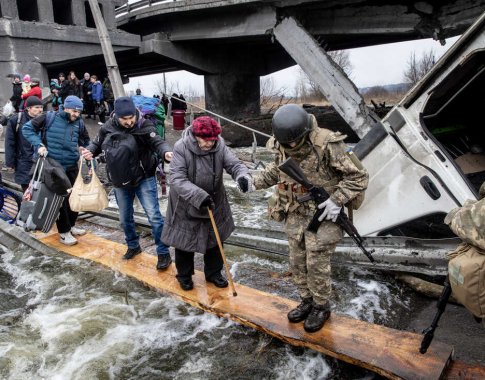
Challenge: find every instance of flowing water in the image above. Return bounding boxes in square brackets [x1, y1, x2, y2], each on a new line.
[0, 146, 425, 379]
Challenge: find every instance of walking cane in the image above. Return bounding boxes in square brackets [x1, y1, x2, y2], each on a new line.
[207, 208, 237, 296]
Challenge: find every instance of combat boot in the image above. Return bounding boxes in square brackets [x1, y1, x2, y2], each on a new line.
[304, 301, 331, 333]
[287, 297, 313, 323]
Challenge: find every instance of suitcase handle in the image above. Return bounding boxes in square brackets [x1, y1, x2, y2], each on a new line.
[32, 157, 45, 183]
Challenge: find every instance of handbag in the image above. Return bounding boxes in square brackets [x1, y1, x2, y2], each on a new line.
[95, 103, 106, 116]
[69, 159, 108, 212]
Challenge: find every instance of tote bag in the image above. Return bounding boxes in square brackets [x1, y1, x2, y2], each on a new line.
[69, 159, 108, 212]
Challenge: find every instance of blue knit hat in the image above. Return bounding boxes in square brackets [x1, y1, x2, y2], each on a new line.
[63, 96, 83, 111]
[114, 96, 137, 117]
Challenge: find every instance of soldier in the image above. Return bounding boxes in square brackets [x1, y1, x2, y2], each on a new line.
[252, 104, 368, 332]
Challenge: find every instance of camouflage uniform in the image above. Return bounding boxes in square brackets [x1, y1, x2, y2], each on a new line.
[253, 116, 368, 305]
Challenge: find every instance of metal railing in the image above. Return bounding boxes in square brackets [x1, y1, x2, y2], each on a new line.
[115, 0, 178, 17]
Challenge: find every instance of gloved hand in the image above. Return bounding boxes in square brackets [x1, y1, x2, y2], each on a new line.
[317, 198, 341, 222]
[38, 146, 48, 157]
[200, 196, 213, 209]
[236, 175, 254, 193]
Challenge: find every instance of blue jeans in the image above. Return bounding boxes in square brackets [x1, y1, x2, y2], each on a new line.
[114, 176, 169, 256]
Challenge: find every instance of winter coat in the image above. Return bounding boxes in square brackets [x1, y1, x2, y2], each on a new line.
[91, 81, 103, 103]
[22, 111, 90, 169]
[60, 80, 82, 99]
[10, 82, 23, 109]
[21, 85, 42, 108]
[81, 79, 92, 99]
[161, 128, 250, 253]
[86, 110, 171, 179]
[5, 111, 35, 185]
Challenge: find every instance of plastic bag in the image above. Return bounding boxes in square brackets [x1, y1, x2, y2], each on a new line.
[3, 101, 15, 117]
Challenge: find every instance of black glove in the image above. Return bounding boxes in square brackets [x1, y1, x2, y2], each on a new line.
[237, 176, 249, 193]
[200, 196, 212, 209]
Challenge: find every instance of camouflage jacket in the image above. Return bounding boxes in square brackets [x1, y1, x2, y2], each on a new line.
[445, 182, 485, 251]
[253, 116, 369, 218]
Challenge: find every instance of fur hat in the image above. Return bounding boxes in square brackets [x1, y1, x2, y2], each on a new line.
[25, 96, 43, 108]
[191, 116, 222, 141]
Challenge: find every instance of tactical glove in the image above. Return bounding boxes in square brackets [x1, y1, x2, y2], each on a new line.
[317, 198, 341, 223]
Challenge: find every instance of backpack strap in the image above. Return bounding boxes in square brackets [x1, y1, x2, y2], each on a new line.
[15, 112, 22, 132]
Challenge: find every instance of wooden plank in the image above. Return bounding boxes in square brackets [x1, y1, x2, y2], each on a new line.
[445, 360, 485, 379]
[39, 232, 453, 380]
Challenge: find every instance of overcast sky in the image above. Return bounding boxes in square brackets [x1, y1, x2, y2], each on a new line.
[124, 35, 460, 97]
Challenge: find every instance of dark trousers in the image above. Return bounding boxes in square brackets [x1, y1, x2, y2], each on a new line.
[175, 245, 224, 280]
[56, 164, 79, 234]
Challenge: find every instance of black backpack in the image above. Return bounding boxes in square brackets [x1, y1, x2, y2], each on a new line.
[102, 131, 144, 188]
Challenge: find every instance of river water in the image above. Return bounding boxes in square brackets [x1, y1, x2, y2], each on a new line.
[0, 146, 435, 379]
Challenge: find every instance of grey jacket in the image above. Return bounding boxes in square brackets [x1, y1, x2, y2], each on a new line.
[162, 128, 250, 252]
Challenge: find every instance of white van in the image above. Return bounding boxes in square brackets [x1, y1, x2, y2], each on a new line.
[353, 11, 485, 237]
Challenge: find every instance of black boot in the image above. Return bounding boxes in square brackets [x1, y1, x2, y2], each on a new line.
[156, 254, 172, 270]
[287, 298, 313, 323]
[304, 302, 331, 333]
[177, 277, 194, 291]
[123, 246, 141, 260]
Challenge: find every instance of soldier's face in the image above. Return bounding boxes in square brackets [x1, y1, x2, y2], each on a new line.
[288, 141, 298, 148]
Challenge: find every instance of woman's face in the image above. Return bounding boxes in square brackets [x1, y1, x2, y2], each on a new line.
[195, 136, 216, 151]
[70, 72, 76, 80]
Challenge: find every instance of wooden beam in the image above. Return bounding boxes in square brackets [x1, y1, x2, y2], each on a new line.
[37, 232, 453, 380]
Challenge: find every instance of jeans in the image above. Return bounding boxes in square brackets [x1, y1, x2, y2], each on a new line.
[114, 176, 169, 255]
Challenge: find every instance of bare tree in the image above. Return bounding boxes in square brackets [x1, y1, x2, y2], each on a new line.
[403, 49, 436, 85]
[260, 77, 291, 113]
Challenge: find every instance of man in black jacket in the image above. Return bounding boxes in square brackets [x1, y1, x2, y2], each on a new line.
[81, 97, 174, 270]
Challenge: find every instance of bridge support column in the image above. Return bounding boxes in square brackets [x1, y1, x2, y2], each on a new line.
[204, 74, 260, 121]
[0, 0, 18, 18]
[37, 0, 54, 23]
[72, 1, 86, 26]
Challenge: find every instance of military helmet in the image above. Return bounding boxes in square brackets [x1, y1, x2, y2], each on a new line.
[272, 104, 312, 144]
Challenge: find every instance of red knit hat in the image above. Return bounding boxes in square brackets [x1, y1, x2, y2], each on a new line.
[192, 116, 221, 141]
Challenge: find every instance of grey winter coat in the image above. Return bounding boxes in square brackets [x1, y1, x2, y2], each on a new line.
[162, 128, 250, 253]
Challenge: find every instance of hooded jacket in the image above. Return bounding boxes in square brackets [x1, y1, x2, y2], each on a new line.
[5, 110, 35, 184]
[161, 127, 250, 253]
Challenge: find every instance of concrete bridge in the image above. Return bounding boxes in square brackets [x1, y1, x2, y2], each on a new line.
[1, 0, 484, 119]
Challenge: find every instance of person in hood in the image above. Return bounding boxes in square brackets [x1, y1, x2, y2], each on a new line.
[9, 74, 23, 112]
[90, 75, 105, 122]
[161, 116, 253, 291]
[81, 97, 173, 270]
[5, 96, 44, 190]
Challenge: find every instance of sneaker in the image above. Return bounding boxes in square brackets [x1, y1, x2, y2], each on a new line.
[287, 298, 313, 323]
[206, 273, 228, 288]
[60, 232, 78, 246]
[303, 302, 331, 333]
[156, 254, 172, 270]
[123, 246, 141, 260]
[71, 226, 87, 236]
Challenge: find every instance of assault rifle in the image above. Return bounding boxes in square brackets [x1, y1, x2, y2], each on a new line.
[419, 277, 452, 354]
[278, 157, 375, 263]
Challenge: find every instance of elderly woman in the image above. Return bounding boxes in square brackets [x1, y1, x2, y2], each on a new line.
[162, 116, 252, 291]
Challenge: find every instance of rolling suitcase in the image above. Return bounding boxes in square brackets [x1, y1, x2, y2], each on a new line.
[17, 158, 66, 232]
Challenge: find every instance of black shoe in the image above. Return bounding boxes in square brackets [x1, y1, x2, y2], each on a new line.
[206, 273, 228, 288]
[287, 298, 313, 323]
[156, 254, 172, 270]
[304, 302, 331, 333]
[177, 277, 194, 291]
[123, 246, 141, 260]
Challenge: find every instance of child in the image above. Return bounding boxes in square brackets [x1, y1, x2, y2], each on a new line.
[22, 74, 31, 94]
